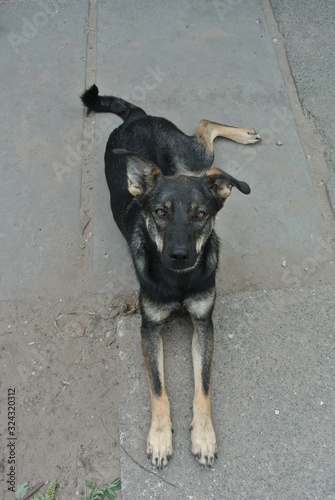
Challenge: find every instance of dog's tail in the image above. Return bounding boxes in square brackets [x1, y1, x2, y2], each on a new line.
[81, 84, 146, 121]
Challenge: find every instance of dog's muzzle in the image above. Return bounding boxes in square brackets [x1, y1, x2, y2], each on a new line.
[161, 244, 197, 271]
[169, 245, 190, 268]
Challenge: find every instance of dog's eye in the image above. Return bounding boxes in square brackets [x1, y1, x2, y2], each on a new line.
[196, 211, 206, 219]
[156, 208, 166, 217]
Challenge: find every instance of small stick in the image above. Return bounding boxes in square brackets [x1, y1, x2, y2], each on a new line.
[21, 481, 45, 500]
[100, 418, 177, 489]
[121, 305, 139, 316]
[53, 310, 107, 332]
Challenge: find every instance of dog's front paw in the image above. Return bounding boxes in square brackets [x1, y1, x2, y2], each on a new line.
[147, 423, 173, 469]
[190, 416, 217, 467]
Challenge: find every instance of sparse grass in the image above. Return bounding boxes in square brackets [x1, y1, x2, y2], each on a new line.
[15, 480, 58, 500]
[83, 478, 121, 500]
[14, 476, 121, 499]
[32, 480, 57, 500]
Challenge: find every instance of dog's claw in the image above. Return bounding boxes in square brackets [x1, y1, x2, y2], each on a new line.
[152, 457, 166, 470]
[147, 423, 173, 468]
[191, 416, 217, 467]
[236, 128, 262, 144]
[248, 130, 261, 141]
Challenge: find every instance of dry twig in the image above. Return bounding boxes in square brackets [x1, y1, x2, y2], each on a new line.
[21, 481, 44, 500]
[100, 417, 177, 489]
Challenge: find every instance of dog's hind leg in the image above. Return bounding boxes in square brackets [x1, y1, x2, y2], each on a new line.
[197, 119, 261, 152]
[141, 314, 173, 468]
[81, 84, 146, 121]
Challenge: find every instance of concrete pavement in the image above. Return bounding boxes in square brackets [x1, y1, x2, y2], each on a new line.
[1, 0, 87, 301]
[93, 0, 333, 296]
[119, 284, 335, 498]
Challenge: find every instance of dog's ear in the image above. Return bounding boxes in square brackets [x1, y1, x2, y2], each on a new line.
[113, 149, 161, 198]
[204, 167, 250, 202]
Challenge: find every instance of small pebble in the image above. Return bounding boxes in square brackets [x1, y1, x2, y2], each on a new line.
[275, 409, 279, 415]
[282, 260, 287, 267]
[276, 140, 283, 146]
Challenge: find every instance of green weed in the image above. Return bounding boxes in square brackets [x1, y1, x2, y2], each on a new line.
[83, 478, 121, 500]
[33, 479, 57, 500]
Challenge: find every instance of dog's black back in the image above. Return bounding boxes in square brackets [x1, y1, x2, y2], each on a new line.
[81, 85, 248, 304]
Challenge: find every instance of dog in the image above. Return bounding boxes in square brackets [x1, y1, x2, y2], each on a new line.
[81, 84, 261, 468]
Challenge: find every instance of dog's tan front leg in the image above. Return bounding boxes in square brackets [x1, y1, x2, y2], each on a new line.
[147, 385, 173, 469]
[141, 318, 173, 468]
[189, 314, 217, 467]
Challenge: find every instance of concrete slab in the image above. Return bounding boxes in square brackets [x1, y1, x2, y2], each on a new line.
[0, 1, 87, 300]
[92, 0, 331, 296]
[118, 284, 335, 498]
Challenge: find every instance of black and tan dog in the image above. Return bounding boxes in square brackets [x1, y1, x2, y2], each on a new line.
[81, 85, 261, 468]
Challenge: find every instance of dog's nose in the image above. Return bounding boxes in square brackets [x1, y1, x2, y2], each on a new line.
[169, 247, 189, 264]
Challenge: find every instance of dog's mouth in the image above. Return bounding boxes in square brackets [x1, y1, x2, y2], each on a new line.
[169, 263, 199, 273]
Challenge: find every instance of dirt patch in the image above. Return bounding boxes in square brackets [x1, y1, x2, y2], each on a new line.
[1, 289, 139, 499]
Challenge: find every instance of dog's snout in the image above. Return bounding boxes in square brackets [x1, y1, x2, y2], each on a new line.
[169, 247, 189, 264]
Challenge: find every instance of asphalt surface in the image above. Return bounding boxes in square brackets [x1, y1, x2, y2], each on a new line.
[1, 0, 335, 498]
[270, 0, 335, 176]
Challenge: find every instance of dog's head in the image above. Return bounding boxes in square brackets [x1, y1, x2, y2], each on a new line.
[114, 149, 250, 272]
